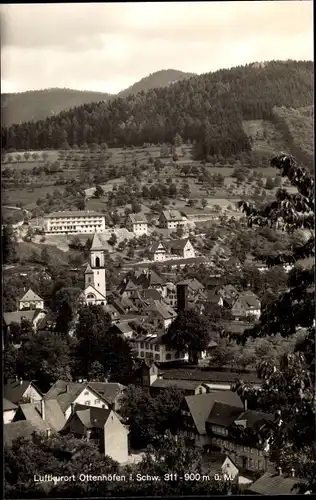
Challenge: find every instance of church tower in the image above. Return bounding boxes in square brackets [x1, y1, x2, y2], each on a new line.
[84, 233, 107, 304]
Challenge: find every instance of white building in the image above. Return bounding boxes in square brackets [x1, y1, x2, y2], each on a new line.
[128, 213, 148, 236]
[82, 233, 107, 306]
[44, 211, 106, 234]
[165, 238, 195, 259]
[159, 210, 185, 229]
[19, 289, 44, 310]
[134, 333, 189, 363]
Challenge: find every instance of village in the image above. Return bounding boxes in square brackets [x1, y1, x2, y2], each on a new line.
[3, 197, 307, 496]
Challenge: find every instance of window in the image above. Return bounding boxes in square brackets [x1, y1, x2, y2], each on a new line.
[85, 400, 90, 405]
[95, 399, 100, 404]
[166, 353, 171, 360]
[140, 351, 144, 357]
[87, 293, 95, 299]
[95, 257, 100, 268]
[248, 458, 254, 469]
[154, 345, 160, 352]
[140, 342, 144, 349]
[250, 448, 255, 454]
[84, 390, 90, 396]
[154, 354, 160, 361]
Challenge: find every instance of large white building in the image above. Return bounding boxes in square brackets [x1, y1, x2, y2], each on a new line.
[127, 213, 148, 236]
[81, 233, 107, 306]
[44, 211, 106, 234]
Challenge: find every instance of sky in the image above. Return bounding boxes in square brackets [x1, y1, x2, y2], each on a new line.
[1, 1, 313, 94]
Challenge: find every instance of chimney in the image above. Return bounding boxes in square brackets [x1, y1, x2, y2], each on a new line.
[66, 384, 70, 392]
[291, 468, 295, 478]
[177, 283, 188, 311]
[46, 428, 51, 438]
[278, 467, 282, 476]
[244, 399, 248, 411]
[20, 377, 23, 386]
[86, 429, 91, 441]
[41, 399, 45, 421]
[70, 402, 75, 415]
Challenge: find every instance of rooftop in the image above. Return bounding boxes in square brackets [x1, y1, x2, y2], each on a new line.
[45, 210, 104, 218]
[20, 288, 43, 302]
[4, 379, 42, 405]
[248, 471, 305, 495]
[161, 209, 182, 221]
[88, 382, 126, 405]
[129, 213, 147, 224]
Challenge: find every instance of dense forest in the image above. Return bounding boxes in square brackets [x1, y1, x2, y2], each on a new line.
[1, 60, 313, 159]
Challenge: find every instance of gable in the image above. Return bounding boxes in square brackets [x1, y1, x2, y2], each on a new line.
[83, 285, 106, 300]
[74, 387, 109, 408]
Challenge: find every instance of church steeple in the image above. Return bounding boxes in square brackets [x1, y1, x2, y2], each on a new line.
[85, 263, 94, 289]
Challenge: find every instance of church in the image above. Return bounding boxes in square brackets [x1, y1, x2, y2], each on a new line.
[82, 233, 107, 306]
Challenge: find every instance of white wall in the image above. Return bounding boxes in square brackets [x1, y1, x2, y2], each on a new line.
[64, 387, 109, 420]
[4, 409, 17, 424]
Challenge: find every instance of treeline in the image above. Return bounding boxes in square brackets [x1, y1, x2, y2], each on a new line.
[1, 60, 313, 159]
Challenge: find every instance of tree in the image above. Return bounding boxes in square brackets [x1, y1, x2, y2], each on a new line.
[163, 309, 210, 363]
[4, 344, 18, 382]
[174, 133, 183, 147]
[16, 331, 72, 389]
[265, 176, 274, 190]
[23, 152, 30, 160]
[233, 154, 315, 492]
[94, 184, 104, 198]
[2, 225, 18, 264]
[88, 360, 105, 381]
[200, 198, 207, 209]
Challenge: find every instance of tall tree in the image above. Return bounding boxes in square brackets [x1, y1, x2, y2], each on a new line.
[232, 154, 315, 492]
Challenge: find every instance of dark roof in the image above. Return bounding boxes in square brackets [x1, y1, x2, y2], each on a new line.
[88, 382, 126, 405]
[235, 409, 275, 429]
[140, 288, 162, 301]
[178, 278, 204, 292]
[161, 209, 182, 221]
[16, 403, 51, 432]
[162, 369, 261, 384]
[4, 379, 42, 404]
[4, 421, 46, 447]
[34, 400, 67, 432]
[111, 322, 133, 335]
[145, 300, 177, 320]
[129, 213, 147, 224]
[44, 380, 110, 412]
[3, 310, 39, 326]
[150, 241, 166, 253]
[3, 397, 18, 411]
[151, 379, 203, 391]
[248, 471, 305, 495]
[45, 210, 103, 218]
[234, 292, 261, 310]
[207, 402, 244, 427]
[184, 391, 243, 435]
[72, 405, 112, 429]
[165, 238, 190, 251]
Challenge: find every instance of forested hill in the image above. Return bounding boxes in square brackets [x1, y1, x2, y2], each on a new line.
[117, 69, 195, 98]
[2, 60, 313, 159]
[1, 88, 113, 127]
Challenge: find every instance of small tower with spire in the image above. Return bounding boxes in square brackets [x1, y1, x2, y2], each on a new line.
[83, 233, 107, 304]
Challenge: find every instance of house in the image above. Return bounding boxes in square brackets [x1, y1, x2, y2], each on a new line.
[149, 241, 167, 262]
[117, 269, 166, 298]
[248, 470, 306, 495]
[4, 420, 51, 448]
[159, 210, 184, 229]
[88, 382, 126, 412]
[143, 300, 177, 330]
[109, 322, 134, 339]
[205, 405, 275, 473]
[44, 380, 110, 420]
[82, 233, 107, 306]
[202, 453, 253, 487]
[179, 391, 244, 449]
[207, 291, 224, 307]
[232, 291, 261, 320]
[108, 293, 138, 316]
[129, 288, 163, 309]
[44, 210, 106, 234]
[134, 333, 188, 363]
[216, 284, 238, 304]
[4, 378, 43, 405]
[3, 309, 48, 340]
[149, 378, 208, 397]
[19, 288, 44, 310]
[165, 239, 195, 259]
[128, 213, 148, 236]
[12, 399, 66, 433]
[36, 310, 57, 332]
[177, 278, 207, 308]
[3, 398, 18, 424]
[103, 303, 121, 323]
[62, 404, 129, 464]
[164, 282, 177, 308]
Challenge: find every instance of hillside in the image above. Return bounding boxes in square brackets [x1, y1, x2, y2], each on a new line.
[2, 60, 313, 161]
[117, 69, 195, 98]
[271, 105, 314, 170]
[1, 88, 112, 127]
